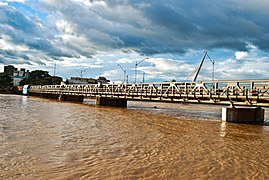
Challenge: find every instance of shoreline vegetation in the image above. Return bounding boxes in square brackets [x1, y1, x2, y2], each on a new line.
[0, 87, 22, 94]
[0, 69, 63, 95]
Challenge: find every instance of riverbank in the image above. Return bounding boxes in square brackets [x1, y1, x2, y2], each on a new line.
[0, 88, 13, 94]
[0, 87, 22, 95]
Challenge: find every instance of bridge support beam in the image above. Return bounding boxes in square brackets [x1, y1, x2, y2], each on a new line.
[40, 93, 59, 99]
[59, 94, 84, 102]
[96, 97, 127, 107]
[222, 106, 264, 123]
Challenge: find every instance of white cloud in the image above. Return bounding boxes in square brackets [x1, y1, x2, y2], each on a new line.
[116, 58, 133, 64]
[146, 58, 194, 73]
[235, 51, 249, 60]
[73, 0, 106, 7]
[215, 56, 269, 80]
[55, 19, 75, 34]
[101, 69, 122, 81]
[0, 2, 8, 6]
[137, 58, 196, 81]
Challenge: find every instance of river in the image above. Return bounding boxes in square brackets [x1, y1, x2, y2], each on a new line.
[1, 94, 269, 179]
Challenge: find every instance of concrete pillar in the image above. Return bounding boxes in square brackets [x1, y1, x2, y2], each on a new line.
[59, 95, 84, 102]
[222, 106, 264, 123]
[96, 97, 127, 107]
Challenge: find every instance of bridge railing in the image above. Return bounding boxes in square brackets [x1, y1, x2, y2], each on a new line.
[29, 80, 269, 96]
[29, 80, 269, 105]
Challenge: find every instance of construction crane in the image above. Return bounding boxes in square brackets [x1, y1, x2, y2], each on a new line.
[192, 51, 215, 82]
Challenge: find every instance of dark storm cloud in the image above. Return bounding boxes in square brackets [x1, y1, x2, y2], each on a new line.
[0, 3, 85, 65]
[0, 49, 47, 65]
[41, 0, 269, 55]
[0, 49, 29, 60]
[1, 0, 269, 66]
[0, 50, 33, 65]
[136, 0, 265, 52]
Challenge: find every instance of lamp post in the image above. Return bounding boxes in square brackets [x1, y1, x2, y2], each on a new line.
[76, 67, 90, 78]
[206, 54, 215, 81]
[142, 72, 145, 83]
[134, 57, 149, 84]
[117, 64, 126, 83]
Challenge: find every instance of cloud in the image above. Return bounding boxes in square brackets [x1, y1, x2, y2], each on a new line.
[4, 0, 269, 56]
[39, 0, 269, 56]
[116, 58, 133, 64]
[135, 58, 196, 81]
[213, 56, 269, 80]
[1, 0, 269, 81]
[235, 51, 249, 60]
[0, 2, 94, 66]
[0, 2, 8, 6]
[234, 44, 269, 61]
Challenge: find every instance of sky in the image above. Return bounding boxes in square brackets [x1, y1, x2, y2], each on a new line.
[0, 0, 269, 83]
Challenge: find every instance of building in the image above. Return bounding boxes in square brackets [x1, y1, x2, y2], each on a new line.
[66, 77, 110, 84]
[4, 65, 30, 86]
[67, 77, 97, 84]
[4, 65, 16, 76]
[13, 68, 30, 86]
[97, 77, 110, 84]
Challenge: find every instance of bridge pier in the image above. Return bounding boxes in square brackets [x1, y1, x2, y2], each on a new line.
[40, 93, 59, 100]
[59, 94, 84, 102]
[222, 106, 264, 123]
[96, 97, 127, 107]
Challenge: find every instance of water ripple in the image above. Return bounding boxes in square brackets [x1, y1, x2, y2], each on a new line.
[1, 94, 269, 179]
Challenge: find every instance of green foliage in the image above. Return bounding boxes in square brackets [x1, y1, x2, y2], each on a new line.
[20, 70, 63, 86]
[0, 73, 13, 88]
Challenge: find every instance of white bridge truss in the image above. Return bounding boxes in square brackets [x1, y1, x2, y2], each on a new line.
[30, 79, 269, 106]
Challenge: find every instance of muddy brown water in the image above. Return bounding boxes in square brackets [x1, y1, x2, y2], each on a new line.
[1, 94, 269, 179]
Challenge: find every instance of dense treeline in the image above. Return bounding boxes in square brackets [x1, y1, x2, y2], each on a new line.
[19, 70, 62, 86]
[0, 70, 62, 89]
[0, 73, 13, 88]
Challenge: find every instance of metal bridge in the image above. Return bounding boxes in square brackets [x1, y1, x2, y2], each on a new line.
[29, 79, 269, 107]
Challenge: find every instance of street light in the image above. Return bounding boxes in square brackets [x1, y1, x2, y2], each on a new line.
[76, 67, 90, 78]
[134, 57, 149, 84]
[206, 54, 215, 81]
[142, 72, 145, 83]
[117, 64, 126, 83]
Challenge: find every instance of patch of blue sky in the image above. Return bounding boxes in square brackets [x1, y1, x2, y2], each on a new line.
[206, 49, 235, 61]
[8, 2, 48, 20]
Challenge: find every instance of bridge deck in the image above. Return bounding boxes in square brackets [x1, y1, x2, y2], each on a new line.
[29, 80, 269, 107]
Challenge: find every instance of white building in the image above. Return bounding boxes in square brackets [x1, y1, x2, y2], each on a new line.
[66, 77, 110, 84]
[13, 68, 30, 86]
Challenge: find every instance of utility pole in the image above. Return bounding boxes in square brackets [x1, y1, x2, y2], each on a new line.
[206, 53, 215, 81]
[117, 64, 126, 83]
[135, 57, 149, 84]
[53, 63, 56, 85]
[142, 72, 145, 83]
[76, 67, 90, 78]
[53, 63, 56, 77]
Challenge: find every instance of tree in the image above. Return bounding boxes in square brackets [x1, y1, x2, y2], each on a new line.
[20, 70, 62, 86]
[0, 73, 13, 88]
[51, 76, 63, 85]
